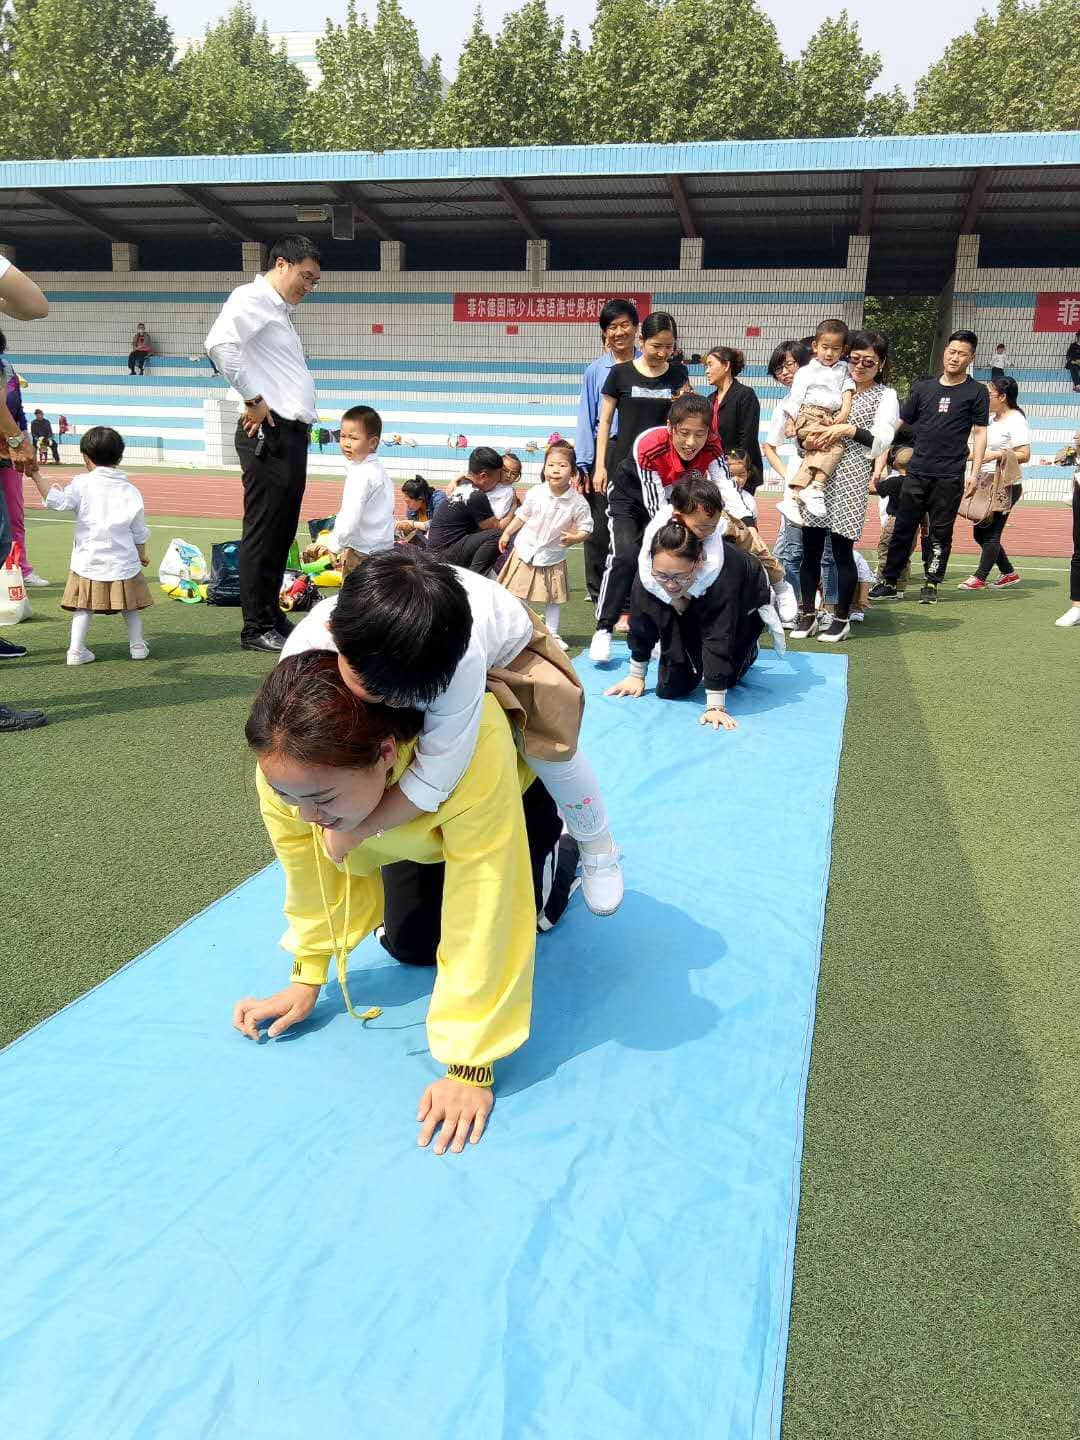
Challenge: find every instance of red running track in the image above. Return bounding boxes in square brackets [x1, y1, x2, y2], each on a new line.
[23, 467, 1074, 558]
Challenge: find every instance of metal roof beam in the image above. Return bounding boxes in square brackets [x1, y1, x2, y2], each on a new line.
[960, 170, 994, 234]
[668, 175, 699, 239]
[858, 171, 879, 235]
[493, 179, 543, 242]
[330, 183, 398, 242]
[26, 188, 134, 243]
[173, 185, 261, 242]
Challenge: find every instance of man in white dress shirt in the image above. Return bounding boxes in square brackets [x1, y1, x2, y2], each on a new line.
[205, 236, 321, 652]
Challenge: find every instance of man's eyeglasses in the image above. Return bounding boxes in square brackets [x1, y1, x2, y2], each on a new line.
[297, 271, 321, 290]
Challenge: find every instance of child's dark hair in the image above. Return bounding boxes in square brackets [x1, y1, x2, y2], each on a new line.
[599, 298, 639, 334]
[668, 392, 712, 428]
[669, 470, 723, 517]
[815, 317, 849, 344]
[988, 375, 1024, 414]
[501, 450, 522, 476]
[80, 426, 125, 466]
[268, 235, 321, 266]
[726, 446, 763, 488]
[543, 440, 578, 476]
[706, 346, 745, 379]
[401, 474, 435, 508]
[341, 404, 382, 439]
[887, 443, 914, 471]
[328, 548, 473, 707]
[468, 445, 503, 476]
[246, 652, 422, 770]
[650, 519, 704, 563]
[642, 310, 678, 343]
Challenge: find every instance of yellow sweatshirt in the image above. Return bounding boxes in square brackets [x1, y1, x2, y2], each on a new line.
[256, 693, 538, 1083]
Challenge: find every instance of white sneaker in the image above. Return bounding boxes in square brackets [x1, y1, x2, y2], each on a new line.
[589, 629, 612, 663]
[773, 580, 798, 624]
[579, 840, 624, 916]
[1055, 606, 1080, 627]
[801, 488, 828, 518]
[66, 647, 95, 666]
[777, 497, 803, 526]
[849, 610, 866, 623]
[552, 635, 569, 651]
[23, 572, 50, 587]
[129, 641, 151, 660]
[651, 641, 661, 660]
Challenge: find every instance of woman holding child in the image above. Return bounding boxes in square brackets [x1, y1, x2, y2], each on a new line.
[791, 329, 898, 643]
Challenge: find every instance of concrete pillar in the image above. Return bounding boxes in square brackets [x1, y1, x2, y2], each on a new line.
[679, 237, 704, 271]
[380, 240, 405, 273]
[526, 238, 549, 287]
[242, 240, 267, 273]
[111, 242, 139, 272]
[844, 234, 870, 330]
[933, 233, 980, 370]
[203, 396, 239, 469]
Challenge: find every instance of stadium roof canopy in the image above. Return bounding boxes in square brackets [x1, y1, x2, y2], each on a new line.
[1, 132, 1077, 293]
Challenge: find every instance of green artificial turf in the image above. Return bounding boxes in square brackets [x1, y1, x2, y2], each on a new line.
[3, 511, 1079, 1437]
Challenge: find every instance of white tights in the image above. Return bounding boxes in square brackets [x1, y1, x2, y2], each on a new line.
[69, 609, 144, 651]
[544, 602, 561, 636]
[530, 747, 612, 850]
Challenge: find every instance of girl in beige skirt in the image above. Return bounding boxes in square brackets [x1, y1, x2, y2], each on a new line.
[29, 425, 153, 665]
[498, 441, 592, 648]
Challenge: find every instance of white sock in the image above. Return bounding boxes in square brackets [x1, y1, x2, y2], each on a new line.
[544, 602, 561, 636]
[529, 748, 610, 841]
[70, 610, 91, 652]
[124, 610, 144, 647]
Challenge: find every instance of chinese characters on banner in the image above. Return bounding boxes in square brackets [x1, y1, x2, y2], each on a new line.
[453, 292, 653, 323]
[1033, 292, 1080, 332]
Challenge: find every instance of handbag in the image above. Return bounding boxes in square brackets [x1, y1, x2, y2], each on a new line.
[0, 547, 31, 626]
[207, 540, 242, 606]
[957, 456, 1014, 525]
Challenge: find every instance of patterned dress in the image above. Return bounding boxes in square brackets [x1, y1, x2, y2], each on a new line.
[804, 383, 889, 542]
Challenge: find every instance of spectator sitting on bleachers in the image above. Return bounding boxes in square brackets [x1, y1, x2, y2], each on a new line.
[1066, 331, 1080, 392]
[128, 323, 153, 376]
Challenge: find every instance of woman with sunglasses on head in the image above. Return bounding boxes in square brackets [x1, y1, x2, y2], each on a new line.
[603, 518, 769, 732]
[790, 329, 898, 643]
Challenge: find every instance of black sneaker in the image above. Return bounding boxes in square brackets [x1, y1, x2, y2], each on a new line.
[0, 703, 47, 732]
[919, 584, 938, 605]
[789, 611, 819, 639]
[869, 580, 899, 599]
[537, 834, 582, 932]
[0, 636, 28, 660]
[817, 618, 851, 643]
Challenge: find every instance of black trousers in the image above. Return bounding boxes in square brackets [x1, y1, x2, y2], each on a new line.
[801, 528, 856, 619]
[652, 601, 761, 701]
[1068, 362, 1080, 388]
[378, 779, 565, 967]
[234, 417, 309, 641]
[1071, 481, 1080, 602]
[973, 485, 1022, 580]
[596, 481, 649, 631]
[128, 350, 148, 374]
[434, 529, 501, 574]
[883, 468, 965, 586]
[581, 474, 611, 604]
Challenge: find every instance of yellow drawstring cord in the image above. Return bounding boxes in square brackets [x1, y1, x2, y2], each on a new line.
[311, 827, 381, 1023]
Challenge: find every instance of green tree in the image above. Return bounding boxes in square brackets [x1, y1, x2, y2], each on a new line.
[175, 3, 307, 155]
[439, 1, 579, 147]
[906, 0, 1080, 134]
[575, 0, 661, 144]
[292, 0, 442, 152]
[864, 295, 939, 401]
[784, 12, 908, 138]
[5, 0, 180, 159]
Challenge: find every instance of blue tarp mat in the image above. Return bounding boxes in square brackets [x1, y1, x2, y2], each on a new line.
[0, 649, 847, 1440]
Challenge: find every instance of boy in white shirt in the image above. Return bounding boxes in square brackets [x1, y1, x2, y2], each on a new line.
[778, 318, 854, 524]
[321, 405, 395, 572]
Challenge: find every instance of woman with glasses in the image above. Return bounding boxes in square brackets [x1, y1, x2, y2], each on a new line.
[603, 518, 769, 732]
[789, 329, 899, 643]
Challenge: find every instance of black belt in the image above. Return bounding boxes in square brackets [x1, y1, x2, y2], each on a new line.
[269, 411, 312, 434]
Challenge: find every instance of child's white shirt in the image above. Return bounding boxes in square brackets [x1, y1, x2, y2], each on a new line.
[328, 454, 395, 556]
[44, 466, 149, 580]
[783, 358, 855, 417]
[512, 483, 592, 567]
[281, 568, 534, 813]
[487, 481, 518, 519]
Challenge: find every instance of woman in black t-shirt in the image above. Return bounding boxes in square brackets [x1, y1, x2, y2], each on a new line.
[593, 312, 689, 494]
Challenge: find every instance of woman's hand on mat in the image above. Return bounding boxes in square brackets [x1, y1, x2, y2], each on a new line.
[417, 1078, 494, 1154]
[604, 675, 645, 700]
[701, 708, 738, 732]
[232, 982, 319, 1041]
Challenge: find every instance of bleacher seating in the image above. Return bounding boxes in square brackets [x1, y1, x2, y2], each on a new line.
[10, 352, 1077, 498]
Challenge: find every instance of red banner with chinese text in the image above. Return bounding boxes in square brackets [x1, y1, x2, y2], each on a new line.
[453, 292, 653, 324]
[1033, 292, 1080, 332]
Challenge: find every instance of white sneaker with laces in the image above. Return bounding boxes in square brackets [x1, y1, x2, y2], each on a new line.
[1055, 606, 1080, 627]
[849, 610, 866, 622]
[66, 647, 96, 666]
[130, 641, 151, 660]
[773, 580, 798, 624]
[777, 497, 803, 526]
[23, 572, 50, 587]
[589, 629, 612, 663]
[579, 840, 624, 916]
[801, 488, 828, 518]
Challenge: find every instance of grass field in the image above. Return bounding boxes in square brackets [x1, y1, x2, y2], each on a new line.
[4, 508, 1079, 1438]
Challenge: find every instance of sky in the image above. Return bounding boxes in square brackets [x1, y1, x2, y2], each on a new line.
[163, 0, 994, 95]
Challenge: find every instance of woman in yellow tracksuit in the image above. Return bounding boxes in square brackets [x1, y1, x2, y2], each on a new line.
[233, 650, 563, 1154]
